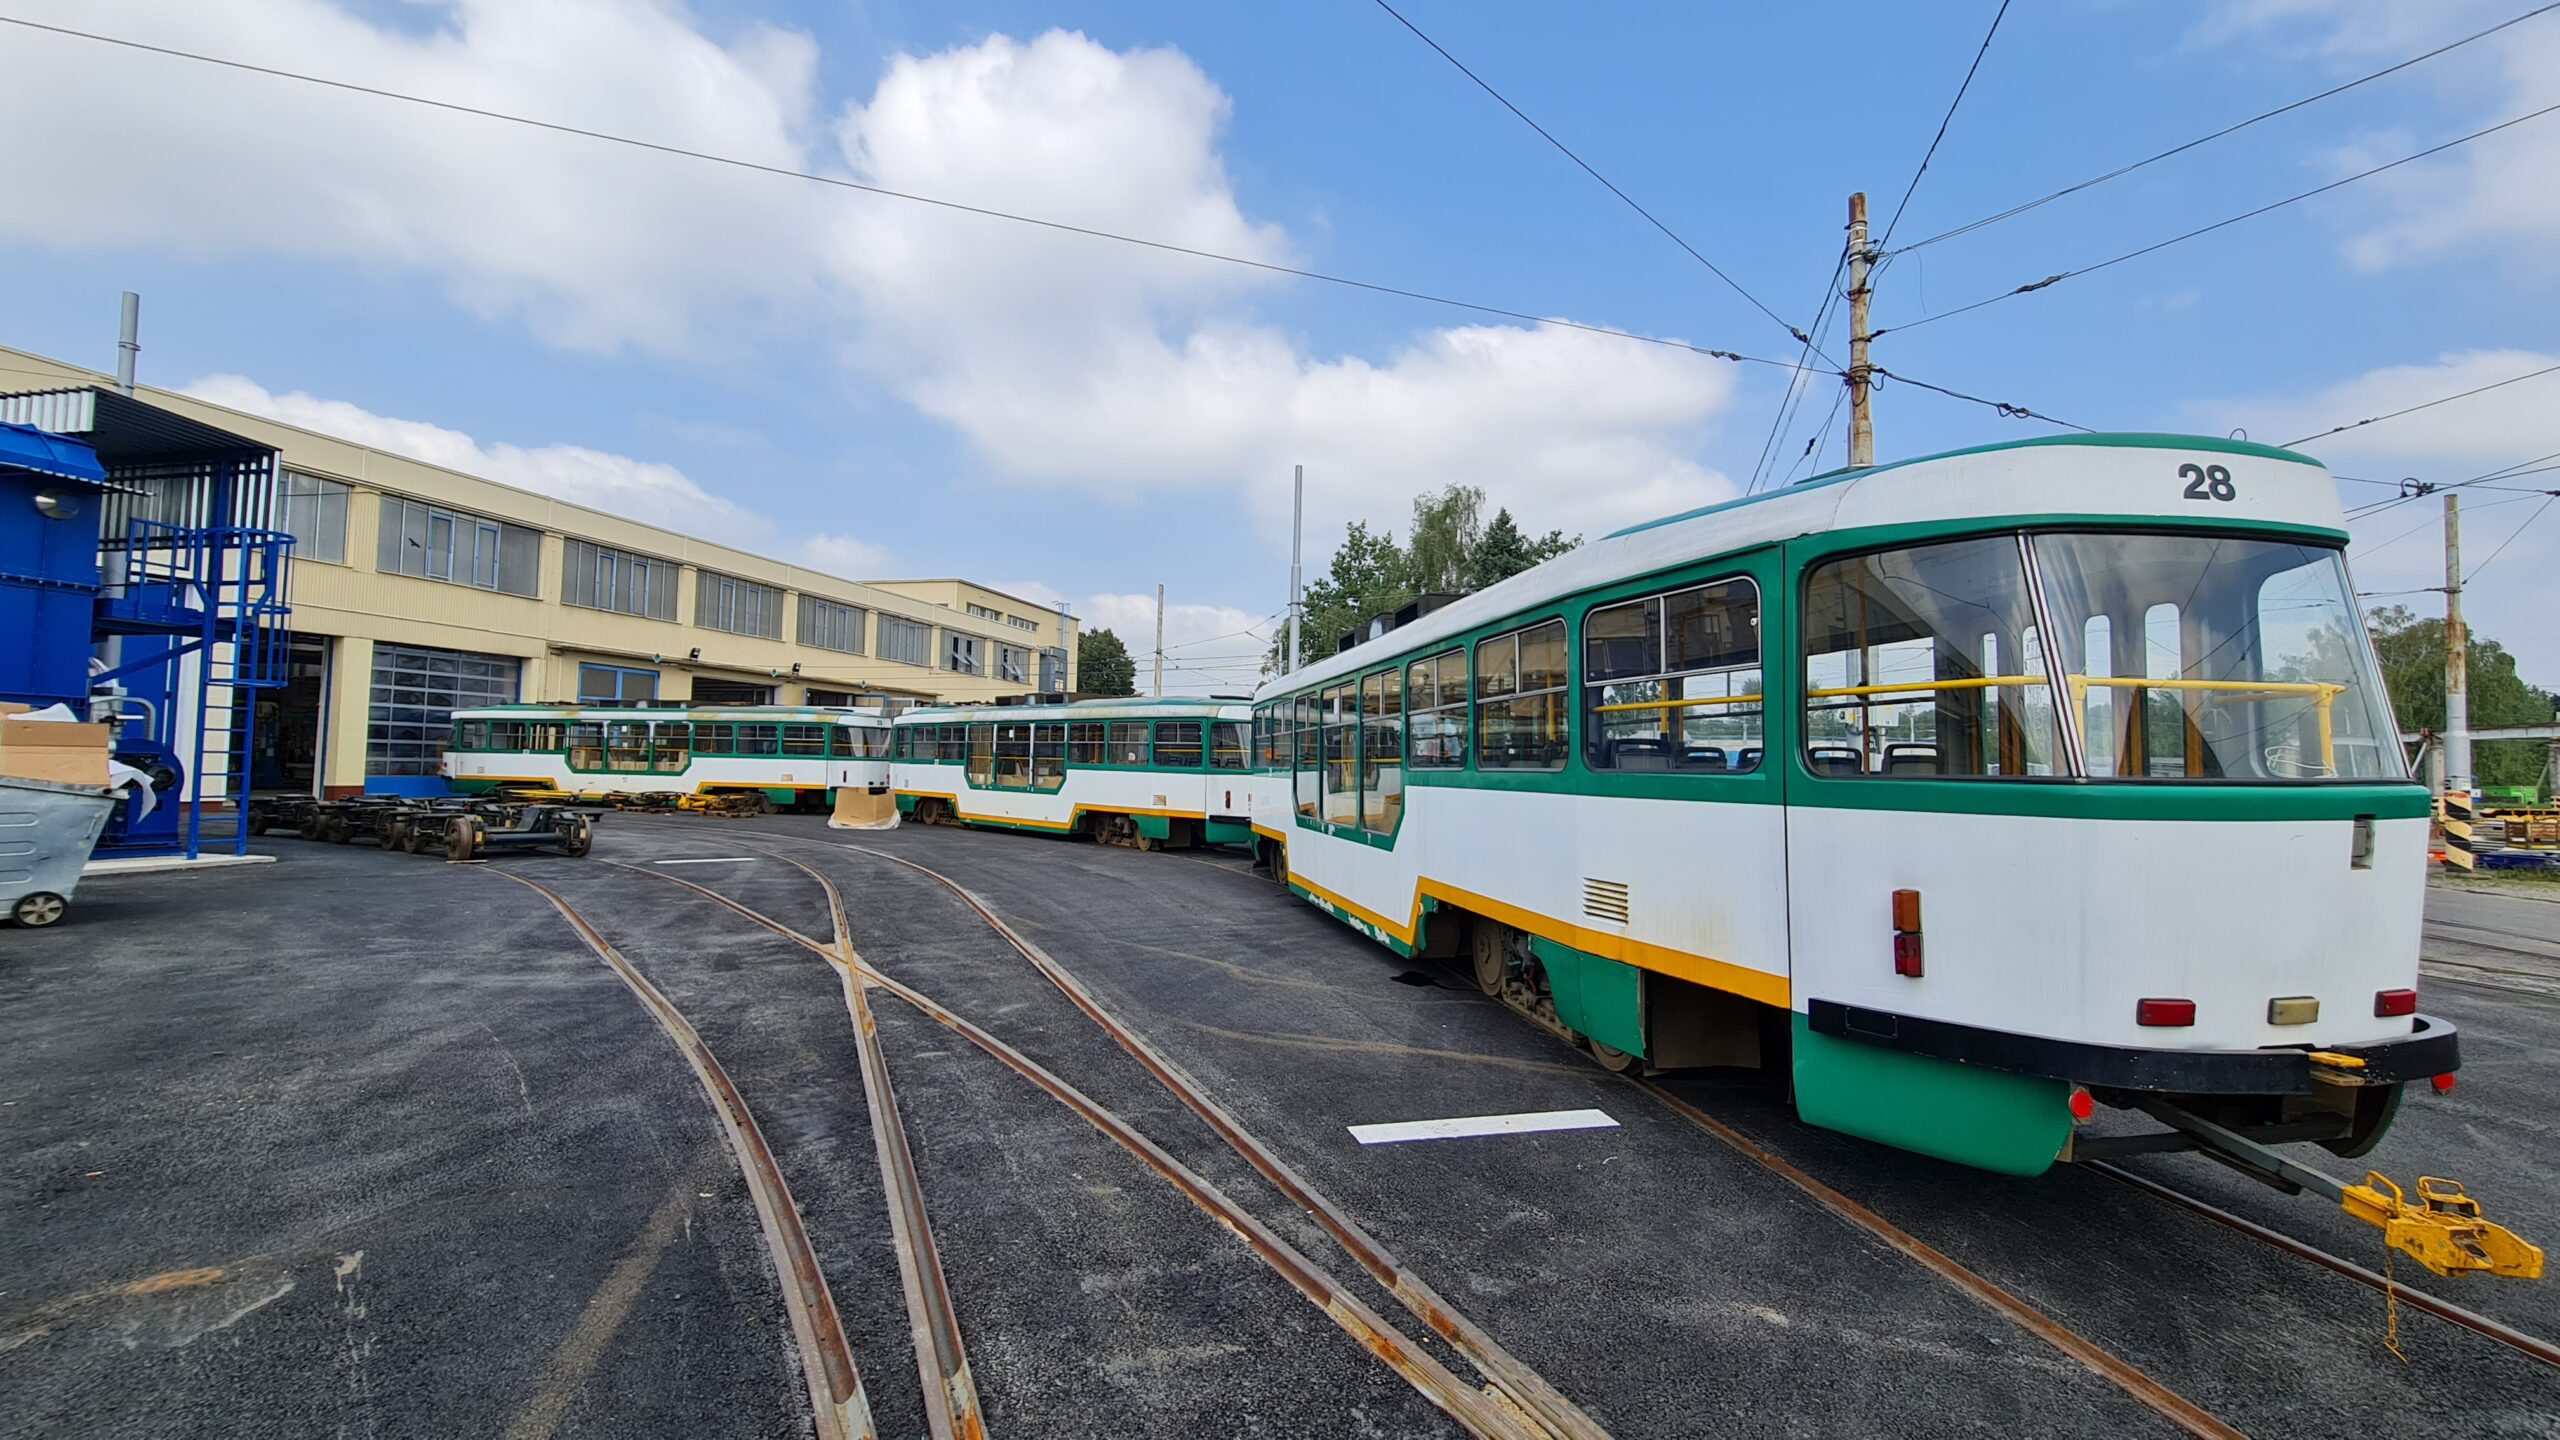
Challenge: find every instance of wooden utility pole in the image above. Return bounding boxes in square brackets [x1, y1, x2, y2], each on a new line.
[1845, 192, 1875, 469]
[1152, 582, 1166, 697]
[2444, 493, 2471, 794]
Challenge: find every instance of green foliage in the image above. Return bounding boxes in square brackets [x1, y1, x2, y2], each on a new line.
[1077, 627, 1137, 697]
[2366, 605, 2556, 790]
[1265, 486, 1582, 673]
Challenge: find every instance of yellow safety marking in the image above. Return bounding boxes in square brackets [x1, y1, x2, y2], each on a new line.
[2442, 790, 2479, 871]
[2340, 1173, 2545, 1280]
[1284, 866, 1791, 1010]
[2304, 1051, 2368, 1070]
[1250, 823, 1288, 844]
[1590, 694, 1764, 715]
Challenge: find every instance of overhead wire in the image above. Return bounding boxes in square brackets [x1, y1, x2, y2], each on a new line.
[1867, 367, 2095, 432]
[1366, 0, 1829, 358]
[1876, 0, 2015, 251]
[1876, 101, 2560, 338]
[2292, 366, 2560, 448]
[1891, 2, 2560, 255]
[2463, 494, 2558, 583]
[1746, 255, 1849, 493]
[0, 15, 1822, 376]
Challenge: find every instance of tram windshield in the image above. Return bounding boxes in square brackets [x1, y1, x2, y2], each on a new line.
[1799, 532, 2404, 782]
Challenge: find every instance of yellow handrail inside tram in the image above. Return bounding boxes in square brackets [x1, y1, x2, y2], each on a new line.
[1592, 693, 1764, 715]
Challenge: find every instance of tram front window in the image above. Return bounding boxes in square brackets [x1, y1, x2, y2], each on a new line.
[2031, 533, 2403, 781]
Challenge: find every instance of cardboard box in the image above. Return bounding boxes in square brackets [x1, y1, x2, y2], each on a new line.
[0, 714, 112, 787]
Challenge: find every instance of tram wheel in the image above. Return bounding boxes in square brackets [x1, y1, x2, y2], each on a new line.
[1470, 923, 1508, 997]
[1267, 841, 1289, 890]
[1588, 1039, 1642, 1074]
[448, 818, 478, 863]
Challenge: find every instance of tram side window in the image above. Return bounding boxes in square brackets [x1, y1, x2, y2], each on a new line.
[1799, 537, 2058, 778]
[1069, 722, 1107, 765]
[994, 722, 1033, 788]
[1293, 695, 1321, 819]
[1476, 620, 1568, 770]
[937, 725, 967, 762]
[1360, 670, 1402, 830]
[651, 721, 691, 772]
[567, 721, 606, 771]
[489, 720, 529, 752]
[967, 725, 995, 786]
[606, 721, 653, 772]
[1585, 578, 1762, 773]
[1033, 724, 1066, 786]
[452, 720, 491, 752]
[1405, 650, 1467, 769]
[696, 723, 735, 756]
[1154, 720, 1204, 769]
[735, 724, 781, 758]
[781, 724, 828, 759]
[1319, 685, 1357, 821]
[1212, 720, 1249, 771]
[1106, 721, 1150, 766]
[526, 721, 566, 753]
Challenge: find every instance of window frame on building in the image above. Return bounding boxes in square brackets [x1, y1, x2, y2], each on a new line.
[277, 470, 350, 565]
[695, 569, 784, 639]
[798, 595, 868, 654]
[944, 630, 982, 676]
[562, 539, 678, 621]
[576, 663, 660, 706]
[366, 643, 522, 777]
[878, 614, 932, 666]
[378, 496, 540, 596]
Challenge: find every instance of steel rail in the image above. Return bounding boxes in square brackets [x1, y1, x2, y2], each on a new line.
[1633, 1082, 2241, 1440]
[610, 855, 1550, 1440]
[812, 838, 1614, 1440]
[486, 870, 876, 1440]
[2085, 1160, 2560, 1370]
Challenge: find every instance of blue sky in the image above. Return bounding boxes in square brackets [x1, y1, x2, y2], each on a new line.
[1, 0, 2553, 692]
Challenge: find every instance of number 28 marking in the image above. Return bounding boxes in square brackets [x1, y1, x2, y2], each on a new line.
[2179, 463, 2237, 502]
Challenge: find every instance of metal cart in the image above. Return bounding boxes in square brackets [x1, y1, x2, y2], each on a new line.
[0, 775, 118, 927]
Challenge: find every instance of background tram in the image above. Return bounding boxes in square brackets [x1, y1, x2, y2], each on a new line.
[891, 698, 1253, 849]
[441, 703, 893, 811]
[1247, 434, 2451, 1180]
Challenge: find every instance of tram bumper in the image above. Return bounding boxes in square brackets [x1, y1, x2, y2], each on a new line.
[1804, 999, 2460, 1095]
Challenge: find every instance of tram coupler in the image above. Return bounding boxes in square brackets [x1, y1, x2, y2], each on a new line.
[2137, 1099, 2545, 1280]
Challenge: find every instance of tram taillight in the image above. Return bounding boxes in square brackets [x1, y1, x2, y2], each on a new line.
[1890, 889, 1922, 977]
[2135, 997, 2196, 1027]
[2375, 988, 2418, 1018]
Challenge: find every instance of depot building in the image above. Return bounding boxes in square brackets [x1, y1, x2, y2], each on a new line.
[3, 344, 1077, 799]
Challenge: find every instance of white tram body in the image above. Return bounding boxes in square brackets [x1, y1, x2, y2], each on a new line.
[890, 699, 1255, 848]
[1249, 435, 2446, 1175]
[441, 704, 894, 808]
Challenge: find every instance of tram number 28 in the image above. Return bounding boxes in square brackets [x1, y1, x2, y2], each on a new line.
[2179, 463, 2237, 502]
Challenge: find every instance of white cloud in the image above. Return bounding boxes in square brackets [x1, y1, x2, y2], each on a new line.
[2194, 349, 2560, 682]
[2202, 1, 2560, 279]
[0, 7, 1746, 552]
[798, 531, 897, 577]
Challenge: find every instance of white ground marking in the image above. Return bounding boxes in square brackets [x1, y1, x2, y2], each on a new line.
[652, 858, 758, 865]
[1348, 1109, 1620, 1146]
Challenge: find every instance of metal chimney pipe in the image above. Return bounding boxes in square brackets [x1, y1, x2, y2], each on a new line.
[115, 292, 140, 395]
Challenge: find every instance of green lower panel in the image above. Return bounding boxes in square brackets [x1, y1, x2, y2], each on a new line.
[1204, 819, 1254, 847]
[452, 779, 496, 794]
[1134, 813, 1174, 842]
[894, 793, 922, 815]
[762, 787, 797, 807]
[1790, 1014, 2071, 1177]
[1530, 937, 1645, 1057]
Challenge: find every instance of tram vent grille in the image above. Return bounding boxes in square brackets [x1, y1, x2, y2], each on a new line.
[1582, 878, 1631, 925]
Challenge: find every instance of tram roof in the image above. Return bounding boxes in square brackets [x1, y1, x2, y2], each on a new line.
[894, 697, 1249, 724]
[449, 703, 892, 724]
[1266, 432, 2336, 698]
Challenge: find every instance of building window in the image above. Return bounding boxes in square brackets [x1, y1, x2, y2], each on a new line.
[944, 631, 982, 675]
[367, 643, 521, 776]
[278, 471, 349, 564]
[1585, 577, 1762, 773]
[562, 539, 677, 620]
[578, 663, 659, 705]
[377, 497, 539, 595]
[1007, 614, 1038, 631]
[997, 644, 1029, 684]
[967, 603, 1002, 621]
[879, 615, 931, 666]
[696, 570, 783, 638]
[799, 596, 867, 654]
[1475, 619, 1569, 770]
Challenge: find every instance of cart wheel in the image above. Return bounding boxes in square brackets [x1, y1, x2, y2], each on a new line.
[393, 820, 421, 855]
[327, 816, 355, 845]
[12, 892, 67, 928]
[246, 814, 270, 837]
[448, 818, 478, 863]
[558, 819, 593, 858]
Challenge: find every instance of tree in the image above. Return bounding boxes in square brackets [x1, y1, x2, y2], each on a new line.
[1469, 507, 1577, 589]
[1078, 628, 1137, 696]
[1266, 520, 1412, 672]
[2366, 605, 2556, 790]
[1406, 484, 1484, 595]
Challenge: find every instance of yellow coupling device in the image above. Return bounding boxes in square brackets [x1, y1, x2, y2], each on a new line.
[2341, 1173, 2546, 1279]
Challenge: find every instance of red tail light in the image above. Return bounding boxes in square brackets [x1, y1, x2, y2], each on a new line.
[1892, 932, 1924, 977]
[1890, 889, 1923, 977]
[2067, 1088, 2095, 1122]
[1891, 888, 1923, 933]
[2431, 1074, 2457, 1093]
[2135, 997, 2196, 1027]
[2374, 988, 2418, 1018]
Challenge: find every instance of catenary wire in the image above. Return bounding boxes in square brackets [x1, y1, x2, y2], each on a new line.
[1876, 0, 2014, 250]
[1876, 102, 2560, 339]
[1367, 0, 1828, 358]
[1892, 2, 2560, 255]
[1784, 385, 1853, 483]
[2295, 362, 2560, 446]
[0, 15, 1823, 377]
[1868, 367, 2094, 431]
[1747, 254, 1849, 493]
[2464, 494, 2556, 582]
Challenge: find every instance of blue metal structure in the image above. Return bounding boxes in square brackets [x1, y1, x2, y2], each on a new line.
[0, 423, 109, 710]
[0, 388, 292, 859]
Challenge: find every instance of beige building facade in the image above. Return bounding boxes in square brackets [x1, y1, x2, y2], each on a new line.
[3, 345, 1076, 798]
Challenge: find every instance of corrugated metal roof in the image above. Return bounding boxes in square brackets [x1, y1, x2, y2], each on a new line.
[0, 387, 272, 465]
[0, 421, 107, 484]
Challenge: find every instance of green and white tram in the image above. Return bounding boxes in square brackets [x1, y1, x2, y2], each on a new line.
[892, 698, 1254, 849]
[1251, 434, 2451, 1179]
[441, 703, 893, 811]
